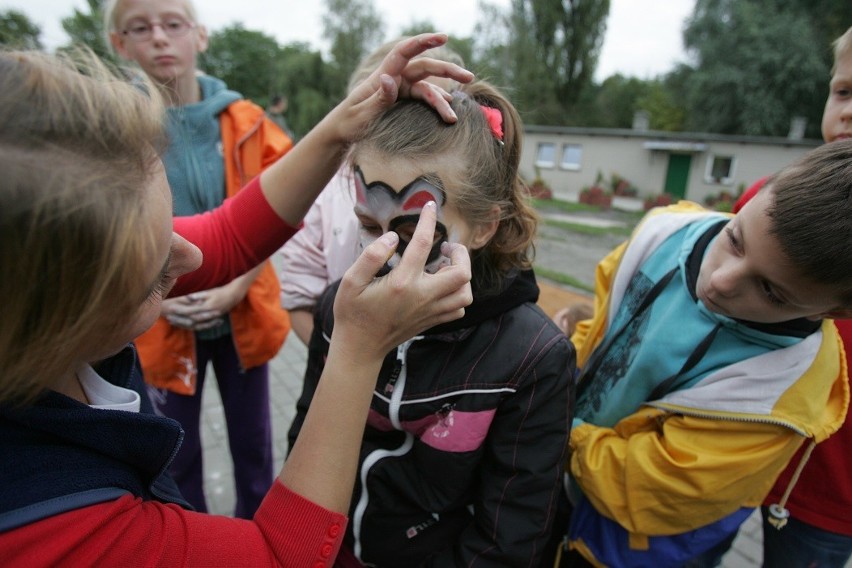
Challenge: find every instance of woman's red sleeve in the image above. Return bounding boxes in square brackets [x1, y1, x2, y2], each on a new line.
[170, 176, 299, 297]
[0, 481, 348, 567]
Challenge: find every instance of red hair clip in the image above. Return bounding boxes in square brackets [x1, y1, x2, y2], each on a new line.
[479, 105, 504, 142]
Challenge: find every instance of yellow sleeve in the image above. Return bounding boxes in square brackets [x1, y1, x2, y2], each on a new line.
[569, 408, 804, 535]
[571, 241, 625, 368]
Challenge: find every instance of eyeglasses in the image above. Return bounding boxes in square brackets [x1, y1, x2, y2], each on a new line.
[121, 17, 195, 42]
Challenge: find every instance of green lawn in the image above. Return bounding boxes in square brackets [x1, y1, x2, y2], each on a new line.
[533, 266, 594, 293]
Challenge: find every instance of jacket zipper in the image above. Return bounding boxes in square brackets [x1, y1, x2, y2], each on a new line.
[646, 402, 814, 532]
[352, 338, 421, 562]
[389, 340, 417, 428]
[645, 403, 809, 437]
[233, 115, 262, 188]
[227, 113, 263, 372]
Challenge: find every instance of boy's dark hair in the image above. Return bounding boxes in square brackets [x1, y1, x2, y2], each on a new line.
[767, 139, 852, 304]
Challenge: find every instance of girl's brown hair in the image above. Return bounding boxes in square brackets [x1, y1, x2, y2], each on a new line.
[0, 49, 166, 403]
[349, 80, 537, 295]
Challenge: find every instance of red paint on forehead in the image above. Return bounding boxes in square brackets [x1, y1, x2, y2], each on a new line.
[402, 191, 436, 211]
[354, 171, 368, 205]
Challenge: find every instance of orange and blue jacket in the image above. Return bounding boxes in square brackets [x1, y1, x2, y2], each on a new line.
[136, 99, 293, 394]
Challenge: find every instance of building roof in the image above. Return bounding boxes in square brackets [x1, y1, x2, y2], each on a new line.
[524, 124, 822, 148]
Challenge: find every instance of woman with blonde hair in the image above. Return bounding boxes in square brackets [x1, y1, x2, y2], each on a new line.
[0, 35, 474, 566]
[104, 0, 295, 517]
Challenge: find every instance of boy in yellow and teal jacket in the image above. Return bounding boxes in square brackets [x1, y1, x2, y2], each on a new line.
[554, 141, 852, 567]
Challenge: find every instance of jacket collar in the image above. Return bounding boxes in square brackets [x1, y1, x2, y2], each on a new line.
[424, 269, 540, 336]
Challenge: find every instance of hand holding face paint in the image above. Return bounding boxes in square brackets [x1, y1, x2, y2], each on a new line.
[332, 201, 472, 360]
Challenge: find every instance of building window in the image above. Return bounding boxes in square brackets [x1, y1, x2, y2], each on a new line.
[535, 142, 556, 168]
[560, 144, 583, 171]
[706, 155, 735, 184]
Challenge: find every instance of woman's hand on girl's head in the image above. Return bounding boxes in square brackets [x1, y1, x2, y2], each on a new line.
[333, 202, 472, 360]
[256, 34, 472, 228]
[336, 33, 474, 134]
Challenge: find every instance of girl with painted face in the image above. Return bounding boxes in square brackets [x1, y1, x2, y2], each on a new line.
[288, 81, 576, 566]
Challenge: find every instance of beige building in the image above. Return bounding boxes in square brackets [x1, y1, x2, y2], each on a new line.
[522, 122, 820, 206]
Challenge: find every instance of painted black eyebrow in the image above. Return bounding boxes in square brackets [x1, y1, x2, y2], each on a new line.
[353, 165, 447, 205]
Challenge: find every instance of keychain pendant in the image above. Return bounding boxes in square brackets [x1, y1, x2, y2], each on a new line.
[767, 503, 789, 530]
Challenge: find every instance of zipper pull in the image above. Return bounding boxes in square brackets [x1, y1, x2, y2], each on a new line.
[766, 503, 789, 530]
[384, 358, 402, 394]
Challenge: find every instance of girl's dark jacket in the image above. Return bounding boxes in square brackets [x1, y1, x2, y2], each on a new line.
[288, 269, 576, 567]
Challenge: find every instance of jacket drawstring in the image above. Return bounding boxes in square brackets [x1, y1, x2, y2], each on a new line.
[648, 322, 723, 401]
[577, 267, 678, 399]
[766, 440, 817, 530]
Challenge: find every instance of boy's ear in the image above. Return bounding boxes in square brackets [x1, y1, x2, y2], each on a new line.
[469, 205, 501, 251]
[810, 307, 852, 321]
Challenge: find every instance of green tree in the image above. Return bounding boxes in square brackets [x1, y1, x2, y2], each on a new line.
[322, 0, 385, 96]
[586, 74, 649, 128]
[682, 0, 829, 137]
[201, 27, 340, 138]
[472, 0, 609, 125]
[272, 43, 338, 138]
[561, 73, 685, 131]
[0, 10, 42, 49]
[473, 1, 561, 123]
[471, 2, 515, 82]
[793, 0, 852, 71]
[399, 21, 474, 68]
[200, 24, 282, 103]
[61, 0, 113, 61]
[636, 79, 687, 132]
[525, 0, 609, 106]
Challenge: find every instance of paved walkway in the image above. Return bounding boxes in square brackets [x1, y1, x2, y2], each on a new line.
[200, 326, 769, 567]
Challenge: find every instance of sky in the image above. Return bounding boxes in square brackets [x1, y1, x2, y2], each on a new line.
[3, 0, 695, 82]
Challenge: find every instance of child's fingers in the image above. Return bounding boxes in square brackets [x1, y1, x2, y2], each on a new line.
[192, 317, 225, 331]
[165, 301, 198, 317]
[166, 314, 195, 329]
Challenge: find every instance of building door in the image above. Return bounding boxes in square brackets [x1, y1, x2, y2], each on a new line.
[664, 153, 691, 199]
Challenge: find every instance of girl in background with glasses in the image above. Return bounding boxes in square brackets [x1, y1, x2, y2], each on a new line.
[104, 0, 293, 519]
